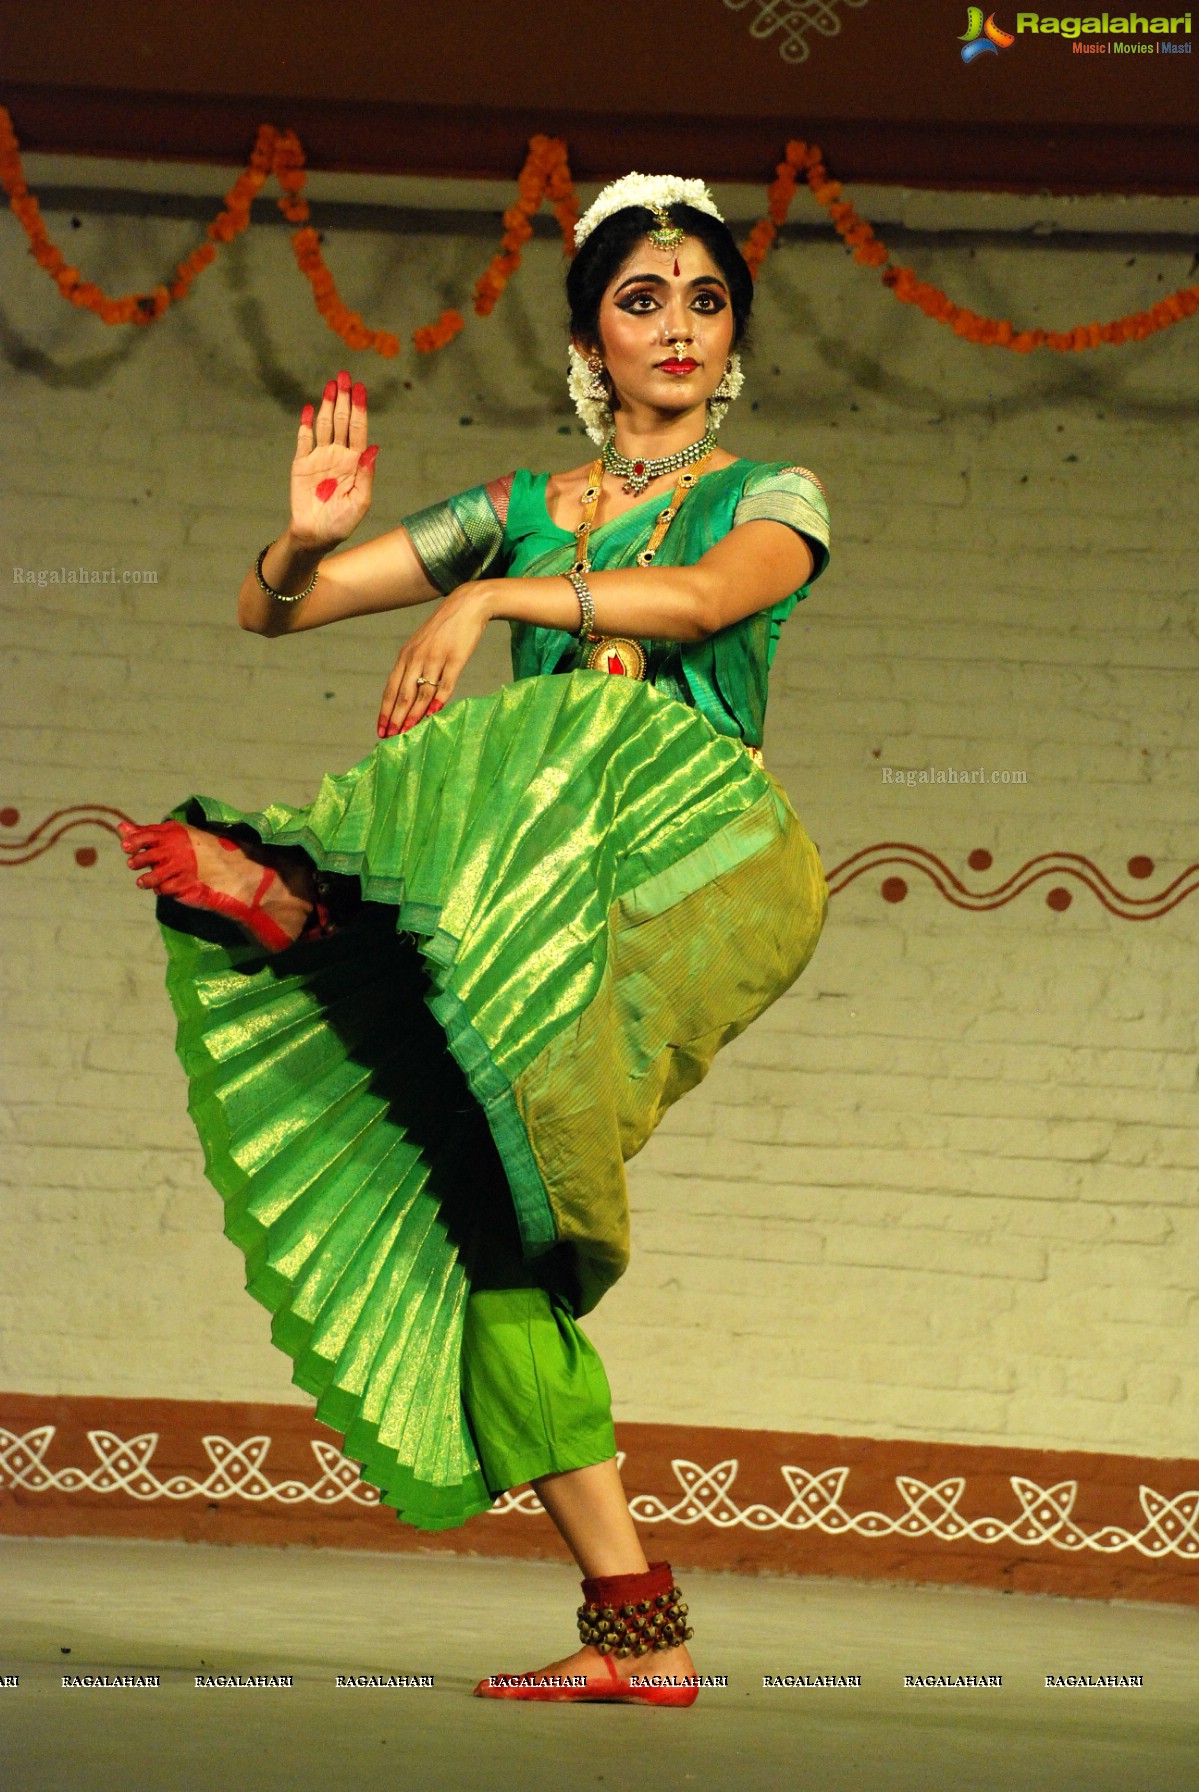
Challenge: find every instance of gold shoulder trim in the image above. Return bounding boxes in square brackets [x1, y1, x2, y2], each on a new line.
[781, 465, 828, 502]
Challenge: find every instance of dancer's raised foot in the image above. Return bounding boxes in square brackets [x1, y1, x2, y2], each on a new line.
[118, 820, 315, 952]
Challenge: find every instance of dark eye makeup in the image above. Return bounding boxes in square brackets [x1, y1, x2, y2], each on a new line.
[616, 287, 727, 314]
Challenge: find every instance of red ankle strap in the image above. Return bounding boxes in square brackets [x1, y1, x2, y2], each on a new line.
[580, 1559, 674, 1608]
[296, 898, 335, 945]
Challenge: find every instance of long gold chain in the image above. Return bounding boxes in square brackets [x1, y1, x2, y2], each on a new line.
[569, 453, 714, 679]
[566, 454, 765, 764]
[571, 452, 713, 581]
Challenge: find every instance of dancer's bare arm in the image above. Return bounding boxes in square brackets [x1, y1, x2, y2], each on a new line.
[239, 370, 439, 636]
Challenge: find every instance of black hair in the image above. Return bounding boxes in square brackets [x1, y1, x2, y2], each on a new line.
[566, 201, 754, 356]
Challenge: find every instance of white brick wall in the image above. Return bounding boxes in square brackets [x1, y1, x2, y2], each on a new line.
[1, 159, 1196, 1456]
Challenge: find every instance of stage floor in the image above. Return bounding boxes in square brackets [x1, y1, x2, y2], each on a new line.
[2, 1537, 1195, 1792]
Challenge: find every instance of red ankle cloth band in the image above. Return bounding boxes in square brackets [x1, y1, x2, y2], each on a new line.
[580, 1560, 674, 1608]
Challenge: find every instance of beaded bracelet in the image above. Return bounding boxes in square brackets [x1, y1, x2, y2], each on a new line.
[255, 541, 319, 603]
[565, 569, 596, 642]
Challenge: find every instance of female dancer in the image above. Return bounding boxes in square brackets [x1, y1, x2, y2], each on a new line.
[119, 173, 831, 1705]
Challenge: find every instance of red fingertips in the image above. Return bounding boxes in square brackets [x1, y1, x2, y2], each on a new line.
[358, 445, 379, 472]
[352, 382, 367, 407]
[300, 404, 314, 426]
[336, 369, 351, 390]
[323, 380, 336, 401]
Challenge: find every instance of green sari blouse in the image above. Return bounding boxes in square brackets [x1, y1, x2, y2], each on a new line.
[401, 457, 830, 750]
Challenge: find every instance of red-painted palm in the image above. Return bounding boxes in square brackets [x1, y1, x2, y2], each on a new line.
[289, 367, 379, 550]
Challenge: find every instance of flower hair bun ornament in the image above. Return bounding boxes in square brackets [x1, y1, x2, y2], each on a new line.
[568, 342, 614, 446]
[573, 172, 724, 252]
[707, 350, 744, 432]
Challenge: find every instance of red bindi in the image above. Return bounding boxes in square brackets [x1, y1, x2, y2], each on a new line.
[316, 478, 338, 502]
[673, 257, 680, 276]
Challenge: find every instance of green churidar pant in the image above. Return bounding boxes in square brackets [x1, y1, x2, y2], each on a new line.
[458, 1185, 617, 1499]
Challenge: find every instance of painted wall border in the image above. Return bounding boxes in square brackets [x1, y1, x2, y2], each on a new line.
[5, 805, 1197, 920]
[1, 1395, 1194, 1605]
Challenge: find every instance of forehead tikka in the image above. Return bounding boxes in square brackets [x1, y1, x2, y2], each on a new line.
[646, 205, 686, 257]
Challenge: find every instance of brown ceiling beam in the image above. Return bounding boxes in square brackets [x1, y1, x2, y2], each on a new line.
[4, 86, 1197, 197]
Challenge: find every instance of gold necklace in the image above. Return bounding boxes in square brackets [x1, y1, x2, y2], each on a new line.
[570, 453, 714, 679]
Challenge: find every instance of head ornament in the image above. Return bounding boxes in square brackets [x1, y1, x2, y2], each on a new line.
[572, 172, 724, 252]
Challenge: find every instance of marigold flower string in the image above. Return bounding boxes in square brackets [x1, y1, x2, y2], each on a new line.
[2, 106, 1195, 359]
[471, 135, 577, 321]
[741, 138, 1199, 352]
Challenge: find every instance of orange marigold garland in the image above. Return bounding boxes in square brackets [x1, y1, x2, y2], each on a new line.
[470, 134, 577, 322]
[278, 128, 400, 357]
[0, 109, 402, 354]
[3, 104, 1195, 359]
[742, 137, 1198, 351]
[412, 310, 466, 353]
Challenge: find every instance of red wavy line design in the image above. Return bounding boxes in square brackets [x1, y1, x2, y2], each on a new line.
[2, 808, 1196, 920]
[825, 842, 1199, 920]
[0, 804, 131, 866]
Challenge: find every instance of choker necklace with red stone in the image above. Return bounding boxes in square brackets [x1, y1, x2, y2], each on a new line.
[601, 428, 716, 497]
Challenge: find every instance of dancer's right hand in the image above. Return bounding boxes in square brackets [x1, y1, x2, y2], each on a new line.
[289, 369, 380, 550]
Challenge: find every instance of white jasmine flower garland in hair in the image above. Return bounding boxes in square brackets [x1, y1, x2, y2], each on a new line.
[567, 343, 613, 446]
[573, 173, 724, 250]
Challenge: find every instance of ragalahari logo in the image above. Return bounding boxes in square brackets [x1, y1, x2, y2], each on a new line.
[960, 7, 1016, 58]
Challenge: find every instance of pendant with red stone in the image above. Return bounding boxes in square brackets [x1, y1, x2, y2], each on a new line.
[583, 635, 647, 679]
[621, 461, 648, 496]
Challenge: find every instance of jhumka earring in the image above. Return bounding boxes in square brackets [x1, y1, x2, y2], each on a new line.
[706, 351, 744, 430]
[584, 354, 608, 401]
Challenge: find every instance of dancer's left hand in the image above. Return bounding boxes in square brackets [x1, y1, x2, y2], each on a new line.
[377, 584, 490, 738]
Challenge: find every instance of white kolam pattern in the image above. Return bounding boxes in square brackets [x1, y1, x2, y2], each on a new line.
[722, 0, 871, 64]
[3, 1427, 1196, 1559]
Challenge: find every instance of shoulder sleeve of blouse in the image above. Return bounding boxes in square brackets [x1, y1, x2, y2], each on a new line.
[399, 471, 518, 594]
[731, 461, 831, 583]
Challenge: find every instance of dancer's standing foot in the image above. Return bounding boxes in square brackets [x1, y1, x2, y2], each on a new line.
[119, 820, 315, 951]
[473, 1460, 698, 1705]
